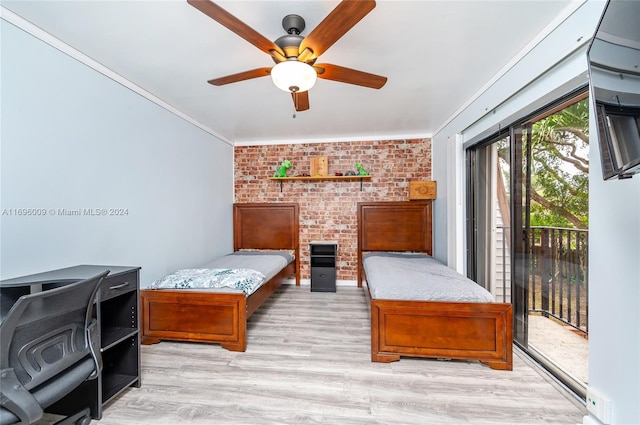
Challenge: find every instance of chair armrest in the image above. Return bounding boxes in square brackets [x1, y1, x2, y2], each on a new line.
[0, 368, 43, 424]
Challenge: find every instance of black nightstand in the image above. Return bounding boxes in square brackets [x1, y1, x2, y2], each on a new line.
[310, 241, 337, 292]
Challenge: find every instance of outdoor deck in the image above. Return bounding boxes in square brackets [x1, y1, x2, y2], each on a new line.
[528, 313, 588, 384]
[495, 225, 589, 392]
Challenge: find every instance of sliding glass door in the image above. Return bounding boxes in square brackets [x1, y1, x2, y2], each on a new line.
[511, 123, 532, 349]
[467, 91, 590, 398]
[467, 135, 511, 301]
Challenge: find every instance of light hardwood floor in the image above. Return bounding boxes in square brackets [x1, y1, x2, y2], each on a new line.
[98, 285, 585, 424]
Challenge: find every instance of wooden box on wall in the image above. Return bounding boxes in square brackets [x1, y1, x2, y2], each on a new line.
[409, 181, 437, 200]
[310, 156, 328, 177]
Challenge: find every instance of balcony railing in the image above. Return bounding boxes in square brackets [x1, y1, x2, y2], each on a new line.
[528, 226, 589, 333]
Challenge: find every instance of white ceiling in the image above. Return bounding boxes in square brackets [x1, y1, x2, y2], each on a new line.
[2, 0, 576, 145]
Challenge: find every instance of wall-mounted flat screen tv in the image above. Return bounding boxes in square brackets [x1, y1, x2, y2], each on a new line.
[587, 0, 640, 180]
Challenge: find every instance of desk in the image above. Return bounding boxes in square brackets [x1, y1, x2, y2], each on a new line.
[0, 265, 141, 419]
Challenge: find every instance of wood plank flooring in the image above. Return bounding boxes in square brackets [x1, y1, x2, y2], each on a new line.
[98, 285, 585, 424]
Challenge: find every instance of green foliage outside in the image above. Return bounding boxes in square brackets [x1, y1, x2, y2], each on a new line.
[497, 98, 590, 230]
[530, 99, 589, 229]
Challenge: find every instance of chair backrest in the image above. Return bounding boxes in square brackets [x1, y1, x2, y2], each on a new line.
[0, 271, 107, 390]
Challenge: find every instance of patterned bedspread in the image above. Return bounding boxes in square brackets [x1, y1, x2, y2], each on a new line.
[150, 268, 266, 295]
[150, 251, 293, 296]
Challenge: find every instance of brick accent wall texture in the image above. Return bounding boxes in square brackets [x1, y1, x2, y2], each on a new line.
[234, 139, 431, 283]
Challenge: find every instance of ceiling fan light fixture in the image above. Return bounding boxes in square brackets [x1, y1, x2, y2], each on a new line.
[271, 61, 317, 93]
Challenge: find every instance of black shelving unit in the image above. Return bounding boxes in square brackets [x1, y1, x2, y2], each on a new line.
[2, 265, 141, 420]
[310, 241, 337, 292]
[96, 267, 141, 415]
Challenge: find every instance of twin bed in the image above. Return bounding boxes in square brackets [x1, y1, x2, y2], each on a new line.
[141, 203, 299, 352]
[358, 201, 513, 370]
[142, 201, 512, 371]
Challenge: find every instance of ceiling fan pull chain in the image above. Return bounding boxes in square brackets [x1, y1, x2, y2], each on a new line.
[292, 90, 298, 118]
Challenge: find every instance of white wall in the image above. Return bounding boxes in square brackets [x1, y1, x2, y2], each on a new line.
[0, 20, 234, 287]
[432, 0, 639, 423]
[588, 112, 640, 424]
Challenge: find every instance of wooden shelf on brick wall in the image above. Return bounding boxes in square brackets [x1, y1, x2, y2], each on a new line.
[269, 175, 371, 192]
[269, 175, 371, 181]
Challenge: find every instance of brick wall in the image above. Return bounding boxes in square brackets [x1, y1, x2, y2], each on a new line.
[234, 138, 431, 282]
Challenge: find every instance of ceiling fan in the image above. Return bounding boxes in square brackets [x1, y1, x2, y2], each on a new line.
[187, 0, 387, 112]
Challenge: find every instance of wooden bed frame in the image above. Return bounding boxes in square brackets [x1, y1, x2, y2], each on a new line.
[357, 201, 513, 370]
[141, 203, 300, 352]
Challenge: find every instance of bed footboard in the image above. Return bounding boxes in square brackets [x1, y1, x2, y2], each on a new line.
[141, 290, 248, 351]
[370, 298, 513, 370]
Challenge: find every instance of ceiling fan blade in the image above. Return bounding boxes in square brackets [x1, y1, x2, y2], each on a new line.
[291, 91, 310, 111]
[187, 0, 285, 57]
[207, 67, 272, 86]
[299, 0, 376, 60]
[315, 63, 387, 89]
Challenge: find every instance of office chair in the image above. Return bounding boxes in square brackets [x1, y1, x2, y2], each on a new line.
[0, 271, 108, 425]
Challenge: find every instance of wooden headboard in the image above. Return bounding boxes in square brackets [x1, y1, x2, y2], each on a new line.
[357, 201, 433, 287]
[233, 203, 299, 251]
[233, 203, 300, 285]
